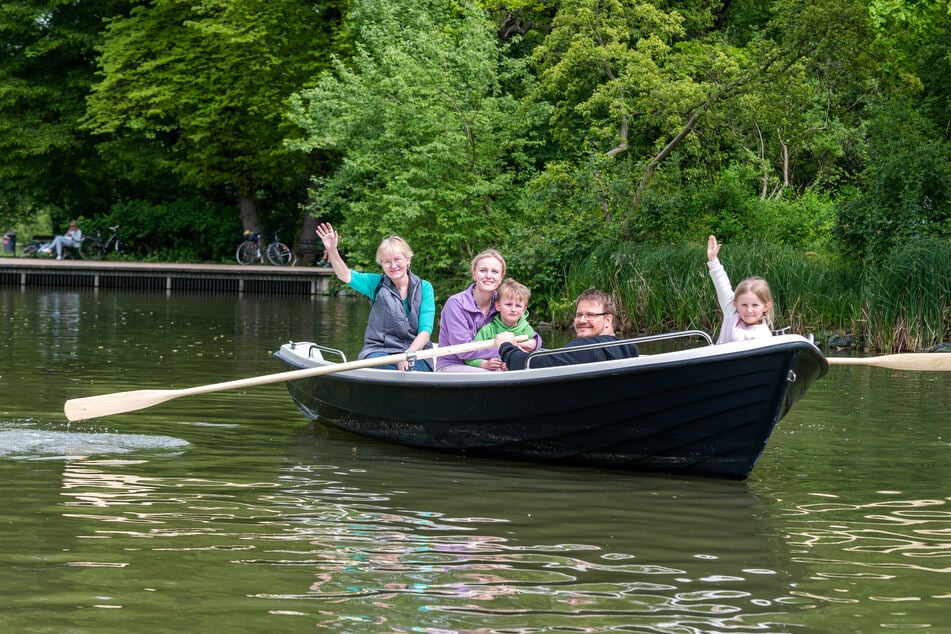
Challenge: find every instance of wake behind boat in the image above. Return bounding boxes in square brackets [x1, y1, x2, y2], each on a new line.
[274, 332, 828, 479]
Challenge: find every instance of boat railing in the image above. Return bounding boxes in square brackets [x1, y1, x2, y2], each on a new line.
[525, 329, 713, 369]
[624, 329, 713, 347]
[290, 341, 348, 363]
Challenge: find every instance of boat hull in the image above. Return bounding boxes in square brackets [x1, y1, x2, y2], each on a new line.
[275, 335, 827, 479]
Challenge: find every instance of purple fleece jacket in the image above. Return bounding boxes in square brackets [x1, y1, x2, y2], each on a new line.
[435, 283, 498, 370]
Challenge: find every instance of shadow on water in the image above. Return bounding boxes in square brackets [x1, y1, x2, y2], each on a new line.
[0, 411, 810, 633]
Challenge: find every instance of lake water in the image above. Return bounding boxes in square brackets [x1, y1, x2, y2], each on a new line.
[1, 288, 948, 633]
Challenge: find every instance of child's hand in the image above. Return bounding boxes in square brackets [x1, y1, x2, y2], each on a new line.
[481, 358, 506, 371]
[493, 332, 517, 348]
[707, 235, 721, 261]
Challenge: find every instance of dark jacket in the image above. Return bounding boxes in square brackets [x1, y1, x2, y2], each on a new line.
[499, 335, 638, 370]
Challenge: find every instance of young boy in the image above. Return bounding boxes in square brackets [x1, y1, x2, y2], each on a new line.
[465, 278, 541, 370]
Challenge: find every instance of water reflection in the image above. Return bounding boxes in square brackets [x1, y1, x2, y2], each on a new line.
[767, 493, 950, 631]
[754, 365, 951, 632]
[0, 288, 947, 633]
[218, 432, 809, 633]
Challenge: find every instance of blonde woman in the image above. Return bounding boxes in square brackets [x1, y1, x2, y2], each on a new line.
[316, 222, 434, 371]
[436, 249, 519, 372]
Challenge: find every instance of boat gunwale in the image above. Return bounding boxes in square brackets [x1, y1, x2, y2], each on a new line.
[274, 334, 828, 386]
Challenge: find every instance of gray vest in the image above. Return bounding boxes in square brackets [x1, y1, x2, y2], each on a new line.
[359, 271, 432, 367]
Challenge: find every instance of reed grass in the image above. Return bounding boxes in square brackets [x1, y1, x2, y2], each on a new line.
[862, 238, 951, 351]
[555, 238, 948, 351]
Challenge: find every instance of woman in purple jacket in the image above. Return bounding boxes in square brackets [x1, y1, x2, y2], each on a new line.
[436, 249, 541, 372]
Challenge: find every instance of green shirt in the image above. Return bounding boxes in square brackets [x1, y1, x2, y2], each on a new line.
[465, 313, 537, 368]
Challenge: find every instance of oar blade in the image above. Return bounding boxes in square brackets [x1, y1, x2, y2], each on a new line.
[64, 389, 180, 422]
[827, 353, 951, 371]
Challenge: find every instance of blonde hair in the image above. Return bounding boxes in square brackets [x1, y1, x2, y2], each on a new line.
[375, 235, 413, 266]
[469, 248, 506, 278]
[734, 277, 775, 327]
[497, 278, 531, 304]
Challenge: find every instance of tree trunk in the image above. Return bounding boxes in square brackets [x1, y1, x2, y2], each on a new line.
[295, 212, 322, 266]
[238, 194, 262, 238]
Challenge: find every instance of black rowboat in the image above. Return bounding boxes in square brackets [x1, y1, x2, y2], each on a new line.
[274, 332, 828, 479]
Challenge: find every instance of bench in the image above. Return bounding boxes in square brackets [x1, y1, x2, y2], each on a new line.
[25, 234, 79, 258]
[292, 239, 327, 266]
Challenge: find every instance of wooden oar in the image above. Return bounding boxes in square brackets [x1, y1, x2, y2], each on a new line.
[64, 337, 518, 422]
[826, 353, 951, 372]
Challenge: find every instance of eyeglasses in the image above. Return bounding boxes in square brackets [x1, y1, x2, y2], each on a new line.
[574, 312, 609, 320]
[381, 256, 406, 267]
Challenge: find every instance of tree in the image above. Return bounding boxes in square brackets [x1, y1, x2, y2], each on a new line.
[84, 0, 345, 237]
[535, 0, 879, 203]
[831, 0, 951, 262]
[0, 0, 134, 223]
[286, 0, 547, 276]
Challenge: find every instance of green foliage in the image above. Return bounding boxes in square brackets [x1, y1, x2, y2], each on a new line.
[687, 165, 837, 249]
[863, 237, 951, 351]
[0, 0, 133, 222]
[834, 95, 951, 262]
[505, 154, 634, 308]
[101, 198, 237, 262]
[517, 157, 839, 307]
[524, 0, 881, 244]
[868, 0, 950, 110]
[84, 0, 344, 201]
[287, 0, 546, 281]
[531, 0, 689, 156]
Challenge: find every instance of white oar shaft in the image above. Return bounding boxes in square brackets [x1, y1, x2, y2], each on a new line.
[64, 337, 517, 422]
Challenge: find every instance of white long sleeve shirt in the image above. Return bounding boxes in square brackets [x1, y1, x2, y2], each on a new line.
[707, 258, 773, 344]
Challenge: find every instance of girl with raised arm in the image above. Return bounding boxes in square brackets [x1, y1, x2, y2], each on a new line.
[706, 235, 774, 344]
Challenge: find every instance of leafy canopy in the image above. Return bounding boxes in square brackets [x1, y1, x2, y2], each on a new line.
[287, 0, 547, 278]
[85, 0, 343, 201]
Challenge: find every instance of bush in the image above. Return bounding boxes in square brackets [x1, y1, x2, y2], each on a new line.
[103, 198, 241, 262]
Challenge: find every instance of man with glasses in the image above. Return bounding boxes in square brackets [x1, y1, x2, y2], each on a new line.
[494, 288, 638, 370]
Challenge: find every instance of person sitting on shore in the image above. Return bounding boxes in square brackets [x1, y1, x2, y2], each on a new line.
[316, 222, 435, 371]
[48, 220, 83, 260]
[494, 288, 638, 370]
[706, 235, 774, 344]
[466, 278, 541, 370]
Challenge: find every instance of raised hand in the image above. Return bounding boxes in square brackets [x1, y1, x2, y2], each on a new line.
[315, 222, 339, 251]
[707, 235, 721, 261]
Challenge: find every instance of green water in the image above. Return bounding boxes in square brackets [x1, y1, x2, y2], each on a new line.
[1, 288, 947, 633]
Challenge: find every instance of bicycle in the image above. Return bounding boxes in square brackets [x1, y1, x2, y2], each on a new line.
[236, 230, 294, 266]
[79, 225, 123, 260]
